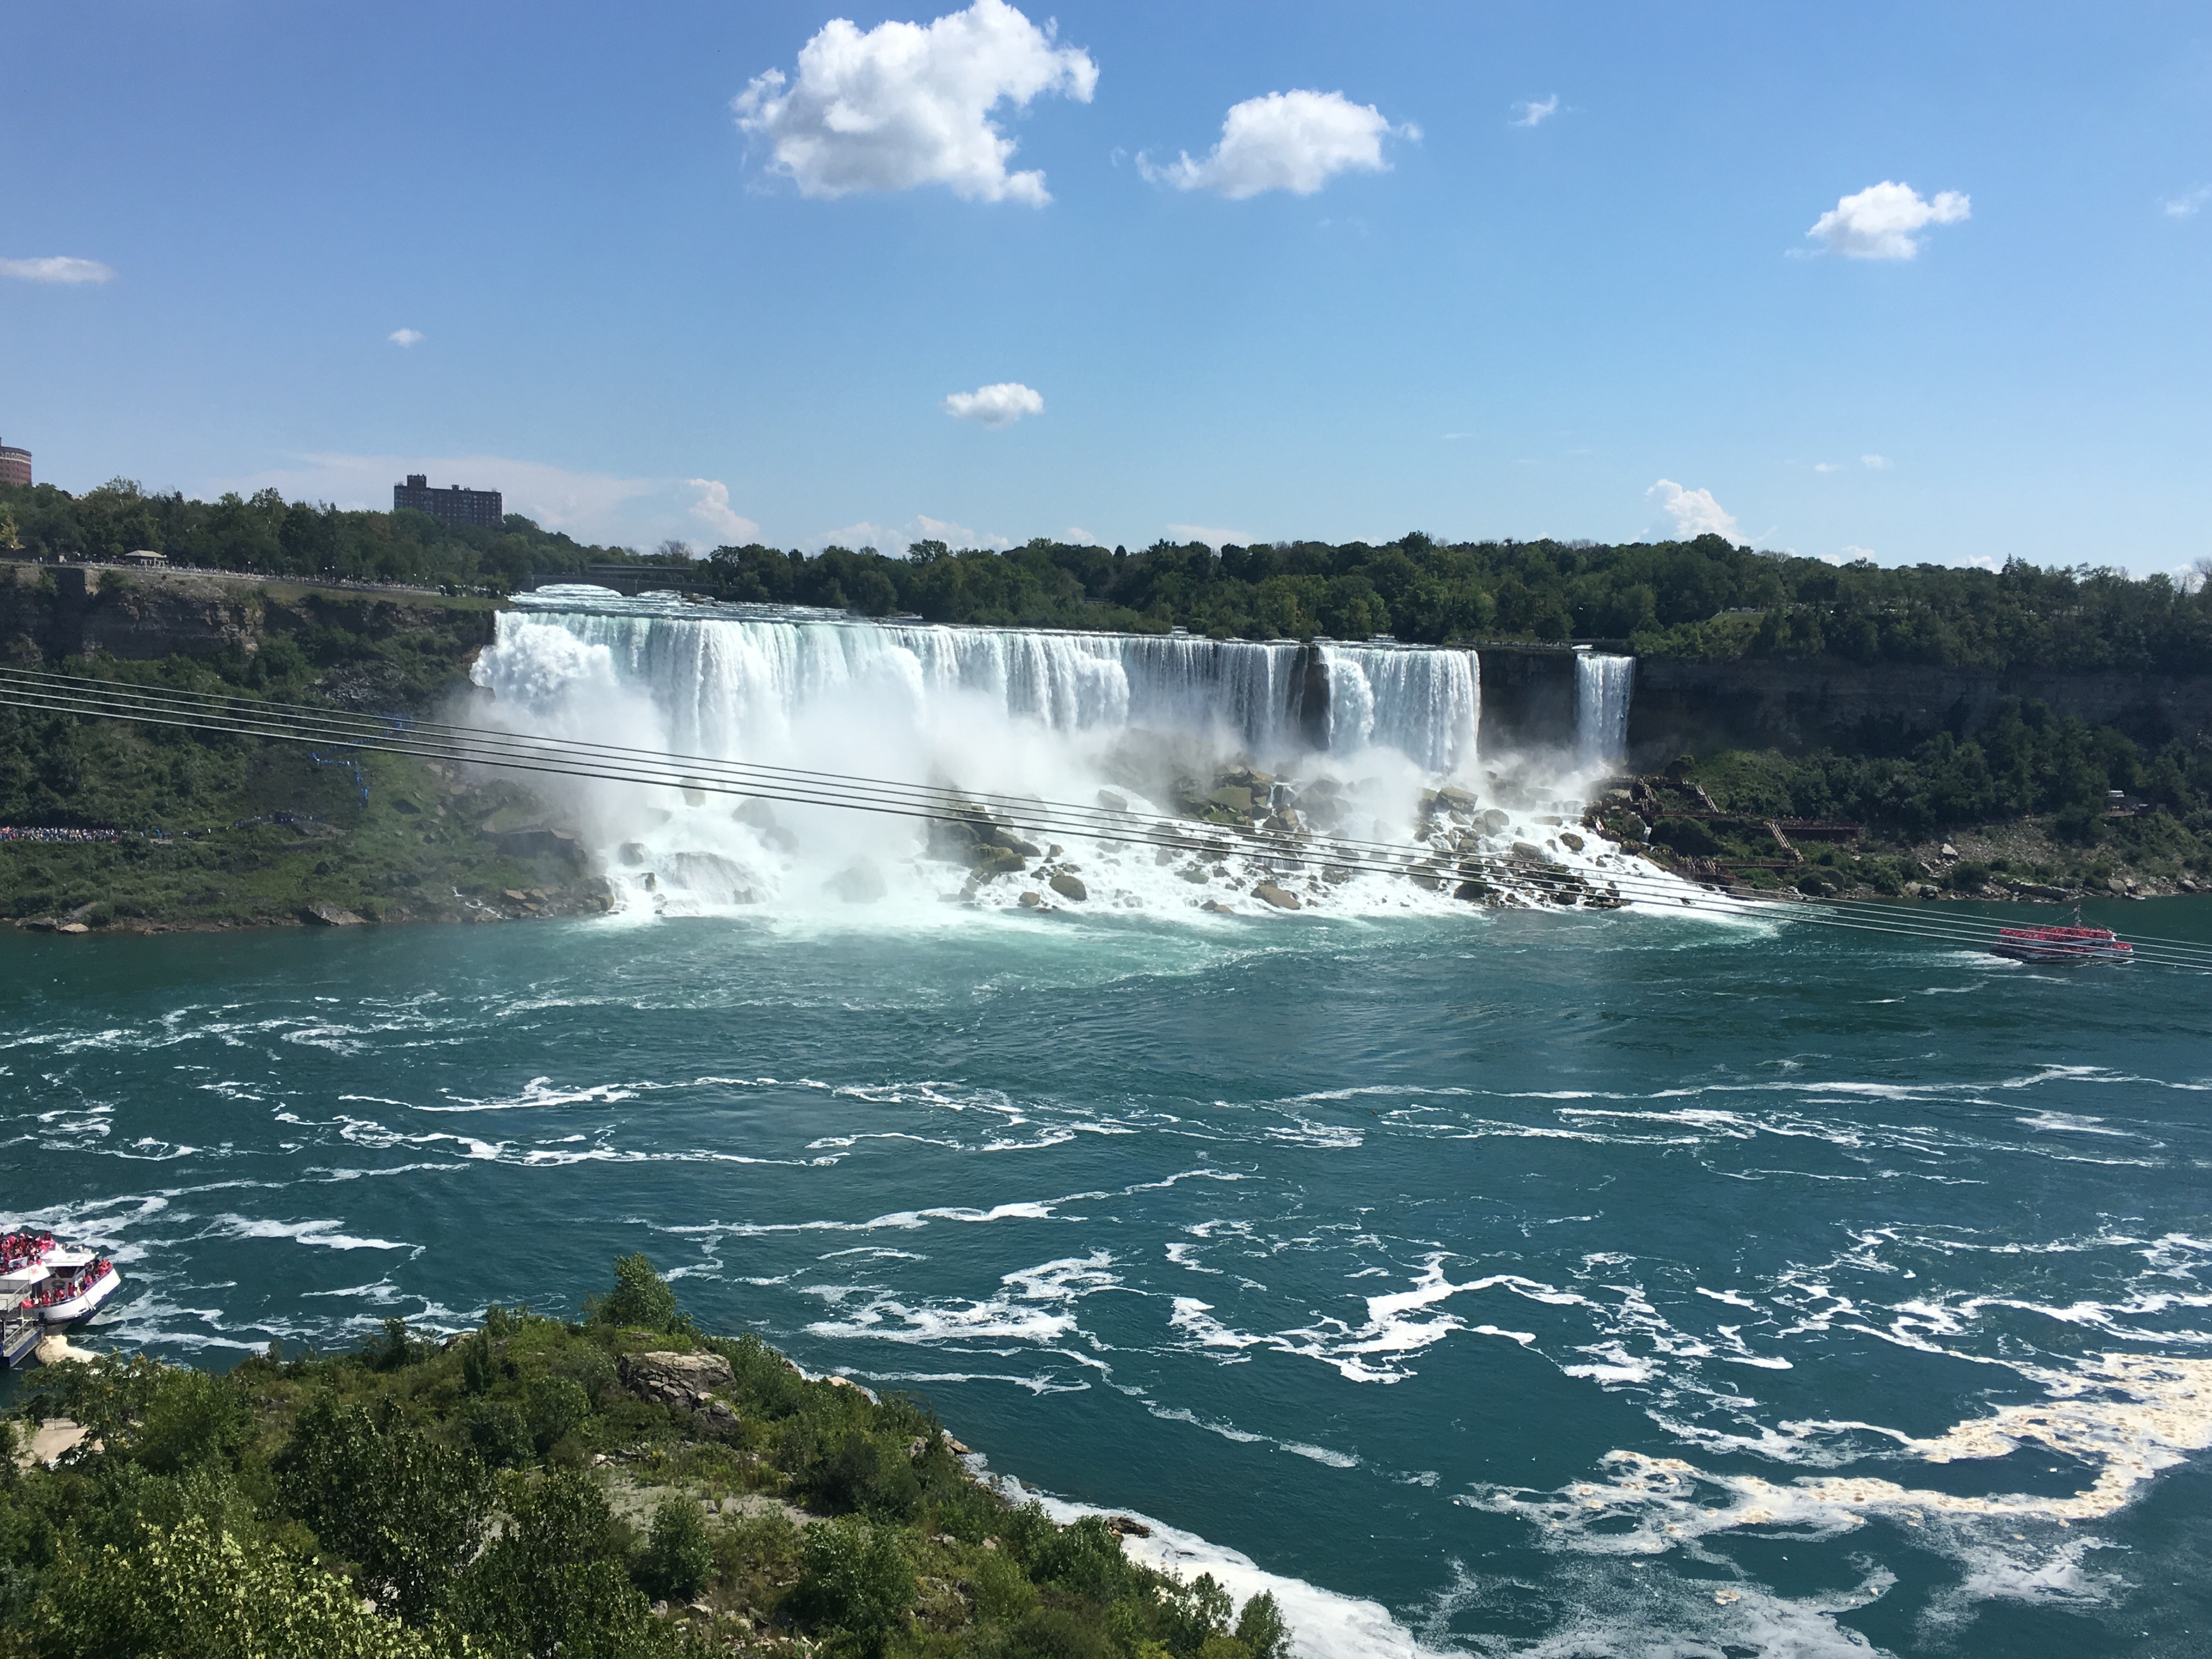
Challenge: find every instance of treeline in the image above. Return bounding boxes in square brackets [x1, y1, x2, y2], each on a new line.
[1, 1255, 1291, 1659]
[0, 478, 643, 592]
[1691, 696, 2212, 839]
[10, 478, 2212, 673]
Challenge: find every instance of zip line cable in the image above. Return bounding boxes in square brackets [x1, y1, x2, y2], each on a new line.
[0, 666, 2187, 957]
[8, 667, 2206, 968]
[4, 668, 2206, 968]
[9, 664, 2211, 955]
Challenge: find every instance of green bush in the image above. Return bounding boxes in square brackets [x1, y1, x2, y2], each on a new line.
[634, 1497, 713, 1604]
[459, 1398, 533, 1470]
[590, 1252, 679, 1332]
[524, 1376, 592, 1453]
[794, 1516, 915, 1656]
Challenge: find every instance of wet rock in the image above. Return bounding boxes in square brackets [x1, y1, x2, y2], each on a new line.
[1105, 1515, 1153, 1539]
[1454, 878, 1494, 902]
[54, 922, 89, 935]
[1251, 882, 1300, 910]
[1018, 890, 1043, 907]
[1481, 808, 1510, 834]
[1209, 785, 1254, 814]
[827, 862, 887, 903]
[1096, 790, 1128, 812]
[301, 902, 367, 926]
[1559, 832, 1585, 853]
[1048, 872, 1087, 902]
[1437, 786, 1478, 817]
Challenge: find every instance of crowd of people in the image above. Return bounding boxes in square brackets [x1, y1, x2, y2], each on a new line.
[0, 826, 121, 842]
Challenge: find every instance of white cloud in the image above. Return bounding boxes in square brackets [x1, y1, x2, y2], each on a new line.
[2161, 185, 2210, 219]
[1141, 89, 1414, 199]
[388, 328, 424, 347]
[1842, 545, 1877, 561]
[1646, 479, 1739, 540]
[687, 478, 760, 543]
[0, 255, 115, 284]
[941, 381, 1043, 427]
[732, 0, 1095, 206]
[1805, 181, 1970, 259]
[1509, 94, 1559, 128]
[1813, 461, 1840, 473]
[1862, 453, 1890, 469]
[1166, 523, 1250, 548]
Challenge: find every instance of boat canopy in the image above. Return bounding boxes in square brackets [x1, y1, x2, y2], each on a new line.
[41, 1248, 95, 1268]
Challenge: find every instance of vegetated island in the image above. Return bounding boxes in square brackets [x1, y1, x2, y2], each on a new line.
[1, 1254, 1291, 1659]
[5, 475, 2212, 929]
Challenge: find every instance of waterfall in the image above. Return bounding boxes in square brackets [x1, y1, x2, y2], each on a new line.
[1317, 644, 1480, 774]
[463, 589, 1632, 919]
[487, 591, 1491, 774]
[1575, 652, 1635, 770]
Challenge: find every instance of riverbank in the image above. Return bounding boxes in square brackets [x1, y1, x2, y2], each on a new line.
[1, 1255, 1291, 1658]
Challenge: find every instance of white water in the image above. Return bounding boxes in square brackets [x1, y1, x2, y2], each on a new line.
[1573, 652, 1634, 771]
[470, 590, 1666, 922]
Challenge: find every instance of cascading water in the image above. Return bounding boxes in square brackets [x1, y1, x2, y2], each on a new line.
[1575, 652, 1635, 771]
[469, 589, 1668, 919]
[1317, 644, 1480, 774]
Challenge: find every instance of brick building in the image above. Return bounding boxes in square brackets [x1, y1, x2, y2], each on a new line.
[393, 472, 503, 529]
[0, 441, 30, 488]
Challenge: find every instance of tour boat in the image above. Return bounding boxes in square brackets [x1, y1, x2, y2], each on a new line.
[1989, 923, 2133, 964]
[0, 1230, 55, 1273]
[31, 1249, 122, 1323]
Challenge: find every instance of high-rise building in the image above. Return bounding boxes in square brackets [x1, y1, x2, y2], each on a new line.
[0, 440, 30, 488]
[392, 472, 503, 529]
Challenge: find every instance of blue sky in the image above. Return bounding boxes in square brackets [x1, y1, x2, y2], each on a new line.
[3, 2, 2208, 571]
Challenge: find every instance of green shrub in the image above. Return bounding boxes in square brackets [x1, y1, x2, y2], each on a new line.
[634, 1497, 713, 1604]
[525, 1375, 592, 1453]
[460, 1398, 533, 1470]
[589, 1252, 679, 1332]
[794, 1516, 914, 1656]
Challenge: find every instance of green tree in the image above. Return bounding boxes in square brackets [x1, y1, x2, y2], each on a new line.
[273, 1396, 491, 1624]
[32, 1514, 458, 1659]
[589, 1252, 679, 1331]
[634, 1496, 713, 1603]
[454, 1469, 666, 1659]
[793, 1516, 915, 1657]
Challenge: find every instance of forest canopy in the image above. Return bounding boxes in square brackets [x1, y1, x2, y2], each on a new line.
[8, 478, 2211, 675]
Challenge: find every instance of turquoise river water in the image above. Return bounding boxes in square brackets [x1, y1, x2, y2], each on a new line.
[3, 899, 2210, 1657]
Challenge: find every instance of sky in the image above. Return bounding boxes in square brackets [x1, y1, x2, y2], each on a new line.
[2, 2, 2208, 572]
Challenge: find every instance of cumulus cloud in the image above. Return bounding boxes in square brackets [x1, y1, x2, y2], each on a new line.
[1647, 479, 1739, 540]
[1142, 89, 1415, 199]
[0, 255, 115, 284]
[1166, 523, 1250, 548]
[687, 479, 760, 543]
[388, 328, 424, 347]
[1509, 94, 1559, 128]
[1861, 453, 1890, 469]
[1805, 181, 1970, 259]
[2160, 185, 2210, 219]
[942, 381, 1043, 427]
[1813, 461, 1841, 473]
[732, 0, 1096, 205]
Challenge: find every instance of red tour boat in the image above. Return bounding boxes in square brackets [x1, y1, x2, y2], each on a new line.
[1990, 922, 2133, 964]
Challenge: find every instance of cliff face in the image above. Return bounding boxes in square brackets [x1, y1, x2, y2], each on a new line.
[1630, 655, 2212, 761]
[1, 562, 494, 680]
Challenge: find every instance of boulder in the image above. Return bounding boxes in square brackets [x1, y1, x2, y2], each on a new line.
[1018, 890, 1043, 908]
[1559, 832, 1585, 853]
[1048, 872, 1087, 902]
[1096, 790, 1128, 812]
[301, 902, 368, 927]
[619, 1350, 735, 1411]
[54, 922, 89, 935]
[1209, 785, 1254, 814]
[1251, 883, 1300, 910]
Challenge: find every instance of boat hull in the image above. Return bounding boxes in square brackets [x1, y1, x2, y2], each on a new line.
[39, 1265, 121, 1324]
